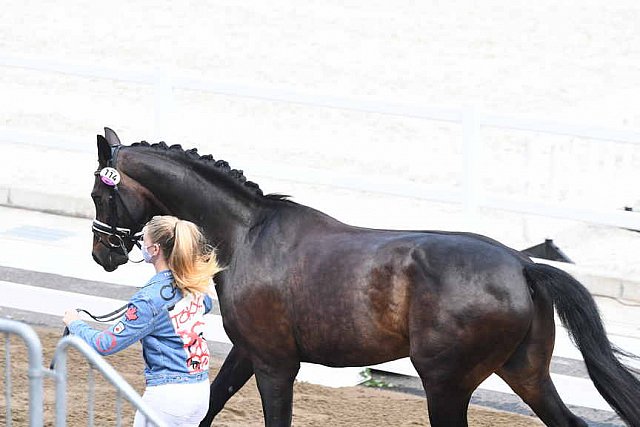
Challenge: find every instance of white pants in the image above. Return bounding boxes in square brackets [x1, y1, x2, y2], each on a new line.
[133, 380, 210, 427]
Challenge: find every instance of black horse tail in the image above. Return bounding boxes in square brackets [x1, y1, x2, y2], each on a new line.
[524, 262, 640, 426]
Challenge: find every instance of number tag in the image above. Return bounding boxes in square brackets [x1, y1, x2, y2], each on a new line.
[99, 167, 121, 186]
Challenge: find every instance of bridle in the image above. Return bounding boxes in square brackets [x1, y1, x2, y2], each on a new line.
[91, 144, 145, 263]
[55, 139, 174, 367]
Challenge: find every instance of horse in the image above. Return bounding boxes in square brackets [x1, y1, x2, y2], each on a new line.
[90, 128, 640, 427]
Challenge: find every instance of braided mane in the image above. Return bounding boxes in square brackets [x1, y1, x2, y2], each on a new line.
[130, 141, 290, 202]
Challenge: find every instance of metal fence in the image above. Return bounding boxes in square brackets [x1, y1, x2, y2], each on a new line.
[1, 318, 167, 426]
[1, 319, 45, 426]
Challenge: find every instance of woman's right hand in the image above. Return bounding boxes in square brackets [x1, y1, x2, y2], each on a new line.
[62, 309, 80, 326]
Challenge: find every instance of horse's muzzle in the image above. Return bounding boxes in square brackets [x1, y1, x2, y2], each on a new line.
[92, 248, 128, 272]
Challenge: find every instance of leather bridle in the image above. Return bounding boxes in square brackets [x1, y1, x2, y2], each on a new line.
[91, 144, 144, 263]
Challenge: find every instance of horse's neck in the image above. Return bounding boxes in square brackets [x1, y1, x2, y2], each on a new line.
[124, 152, 260, 263]
[122, 149, 349, 261]
[162, 188, 257, 264]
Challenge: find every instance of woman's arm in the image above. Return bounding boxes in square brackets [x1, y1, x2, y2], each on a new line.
[65, 297, 155, 356]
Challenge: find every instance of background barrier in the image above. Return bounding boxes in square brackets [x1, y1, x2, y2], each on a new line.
[1, 52, 640, 230]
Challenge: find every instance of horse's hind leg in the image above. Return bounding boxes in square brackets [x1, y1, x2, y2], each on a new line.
[413, 369, 474, 427]
[497, 288, 587, 427]
[410, 330, 502, 427]
[253, 361, 300, 427]
[500, 371, 586, 427]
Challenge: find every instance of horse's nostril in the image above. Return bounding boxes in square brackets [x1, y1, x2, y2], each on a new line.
[92, 252, 100, 264]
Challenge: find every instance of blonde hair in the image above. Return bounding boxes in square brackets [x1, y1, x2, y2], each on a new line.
[144, 215, 222, 295]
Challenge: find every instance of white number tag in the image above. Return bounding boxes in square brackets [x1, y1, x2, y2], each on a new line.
[99, 167, 121, 186]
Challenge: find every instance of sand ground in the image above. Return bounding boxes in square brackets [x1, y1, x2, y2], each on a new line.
[0, 326, 542, 426]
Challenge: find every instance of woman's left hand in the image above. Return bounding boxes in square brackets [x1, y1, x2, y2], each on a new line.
[62, 309, 80, 326]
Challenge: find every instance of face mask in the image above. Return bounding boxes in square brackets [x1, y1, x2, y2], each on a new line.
[142, 244, 154, 263]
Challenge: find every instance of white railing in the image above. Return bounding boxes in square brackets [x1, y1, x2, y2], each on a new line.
[1, 52, 640, 230]
[52, 334, 167, 427]
[1, 319, 45, 426]
[1, 318, 166, 426]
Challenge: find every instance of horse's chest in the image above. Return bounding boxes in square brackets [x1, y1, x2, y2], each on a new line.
[218, 271, 292, 325]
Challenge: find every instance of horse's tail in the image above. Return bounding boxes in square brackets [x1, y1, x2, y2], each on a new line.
[524, 262, 640, 426]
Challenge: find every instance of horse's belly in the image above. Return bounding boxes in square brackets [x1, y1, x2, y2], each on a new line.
[294, 278, 412, 366]
[309, 352, 411, 368]
[297, 325, 410, 367]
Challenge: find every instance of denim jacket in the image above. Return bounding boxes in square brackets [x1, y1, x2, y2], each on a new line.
[68, 270, 213, 386]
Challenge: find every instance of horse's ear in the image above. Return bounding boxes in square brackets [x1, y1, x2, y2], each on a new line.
[97, 135, 112, 164]
[104, 127, 121, 147]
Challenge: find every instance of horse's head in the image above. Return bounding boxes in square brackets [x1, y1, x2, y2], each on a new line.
[91, 128, 152, 271]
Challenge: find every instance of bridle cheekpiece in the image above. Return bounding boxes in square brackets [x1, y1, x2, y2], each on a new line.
[92, 144, 144, 262]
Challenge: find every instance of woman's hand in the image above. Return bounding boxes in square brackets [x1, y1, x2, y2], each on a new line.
[62, 309, 80, 326]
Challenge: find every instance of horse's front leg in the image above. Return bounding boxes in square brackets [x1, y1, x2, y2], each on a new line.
[199, 345, 254, 426]
[254, 361, 300, 427]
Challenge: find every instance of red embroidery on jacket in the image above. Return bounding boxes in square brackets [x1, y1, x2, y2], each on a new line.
[180, 321, 209, 372]
[125, 305, 138, 321]
[169, 296, 210, 373]
[96, 331, 117, 353]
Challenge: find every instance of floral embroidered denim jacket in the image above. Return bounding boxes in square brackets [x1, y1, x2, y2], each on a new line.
[68, 270, 213, 386]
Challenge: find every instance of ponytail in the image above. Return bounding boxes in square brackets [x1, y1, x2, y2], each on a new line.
[144, 216, 222, 295]
[170, 220, 222, 294]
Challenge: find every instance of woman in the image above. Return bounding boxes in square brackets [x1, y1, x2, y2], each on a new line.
[63, 215, 222, 426]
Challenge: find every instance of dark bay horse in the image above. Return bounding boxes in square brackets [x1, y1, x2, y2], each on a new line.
[90, 128, 640, 427]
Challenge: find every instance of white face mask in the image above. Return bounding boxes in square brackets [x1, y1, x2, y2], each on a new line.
[142, 244, 155, 263]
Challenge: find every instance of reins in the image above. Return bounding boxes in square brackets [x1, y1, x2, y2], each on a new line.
[76, 304, 130, 323]
[50, 304, 129, 369]
[52, 280, 178, 369]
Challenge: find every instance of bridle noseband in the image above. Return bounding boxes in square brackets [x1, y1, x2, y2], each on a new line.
[92, 219, 143, 253]
[92, 144, 144, 263]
